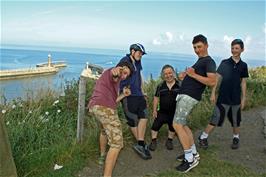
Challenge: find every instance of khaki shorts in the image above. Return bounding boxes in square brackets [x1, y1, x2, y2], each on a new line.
[89, 105, 123, 149]
[173, 94, 199, 125]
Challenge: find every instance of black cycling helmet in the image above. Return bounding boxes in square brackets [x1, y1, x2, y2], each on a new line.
[129, 43, 146, 55]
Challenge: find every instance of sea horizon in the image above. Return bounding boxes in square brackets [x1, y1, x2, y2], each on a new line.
[0, 46, 265, 103]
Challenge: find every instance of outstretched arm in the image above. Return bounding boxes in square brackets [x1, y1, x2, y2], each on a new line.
[116, 87, 131, 103]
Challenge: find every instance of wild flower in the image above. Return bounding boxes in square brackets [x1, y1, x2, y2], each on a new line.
[42, 118, 49, 123]
[6, 121, 10, 125]
[45, 111, 49, 115]
[54, 164, 63, 170]
[12, 105, 16, 109]
[57, 109, 61, 113]
[53, 100, 59, 106]
[29, 110, 32, 114]
[1, 110, 6, 114]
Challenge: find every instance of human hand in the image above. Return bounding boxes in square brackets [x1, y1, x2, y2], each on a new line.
[210, 93, 216, 105]
[152, 110, 157, 119]
[186, 67, 196, 78]
[123, 87, 131, 97]
[178, 72, 186, 81]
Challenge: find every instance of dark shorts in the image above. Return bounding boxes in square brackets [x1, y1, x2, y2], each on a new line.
[121, 96, 147, 127]
[209, 103, 241, 127]
[151, 112, 175, 132]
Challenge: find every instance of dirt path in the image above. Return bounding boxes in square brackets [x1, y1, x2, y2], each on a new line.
[77, 107, 266, 177]
[207, 106, 266, 174]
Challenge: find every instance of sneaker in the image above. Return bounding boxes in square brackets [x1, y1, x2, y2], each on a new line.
[165, 139, 173, 150]
[149, 140, 157, 151]
[133, 144, 152, 160]
[176, 158, 199, 173]
[198, 135, 208, 149]
[98, 155, 105, 165]
[176, 152, 200, 162]
[144, 145, 152, 159]
[231, 137, 240, 149]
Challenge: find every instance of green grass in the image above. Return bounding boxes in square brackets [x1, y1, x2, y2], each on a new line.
[1, 66, 266, 177]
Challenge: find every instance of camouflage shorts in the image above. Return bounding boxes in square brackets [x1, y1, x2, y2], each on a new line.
[89, 105, 123, 149]
[173, 94, 199, 125]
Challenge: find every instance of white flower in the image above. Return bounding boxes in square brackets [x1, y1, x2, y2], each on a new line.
[19, 104, 23, 107]
[54, 164, 63, 170]
[29, 110, 32, 114]
[57, 109, 61, 113]
[45, 111, 49, 115]
[2, 110, 6, 114]
[53, 100, 59, 106]
[42, 118, 49, 123]
[12, 105, 16, 109]
[6, 121, 10, 125]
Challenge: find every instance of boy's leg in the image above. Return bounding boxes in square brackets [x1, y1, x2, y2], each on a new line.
[199, 103, 227, 149]
[130, 127, 138, 140]
[137, 118, 147, 141]
[91, 105, 124, 176]
[99, 125, 107, 156]
[173, 94, 199, 173]
[228, 105, 241, 149]
[104, 147, 121, 177]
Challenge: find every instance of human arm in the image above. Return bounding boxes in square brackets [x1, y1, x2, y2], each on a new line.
[240, 78, 247, 110]
[116, 87, 131, 103]
[153, 96, 159, 119]
[210, 73, 222, 104]
[186, 67, 216, 87]
[178, 71, 187, 81]
[111, 66, 123, 82]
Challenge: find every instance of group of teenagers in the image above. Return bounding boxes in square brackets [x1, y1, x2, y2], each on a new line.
[87, 34, 249, 176]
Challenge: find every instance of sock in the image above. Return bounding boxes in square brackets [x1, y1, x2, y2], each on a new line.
[233, 134, 239, 139]
[184, 149, 193, 162]
[167, 138, 173, 141]
[152, 138, 157, 142]
[200, 132, 209, 139]
[191, 144, 197, 154]
[138, 140, 145, 147]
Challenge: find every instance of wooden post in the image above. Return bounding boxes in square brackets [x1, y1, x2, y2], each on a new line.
[77, 63, 91, 143]
[0, 116, 18, 177]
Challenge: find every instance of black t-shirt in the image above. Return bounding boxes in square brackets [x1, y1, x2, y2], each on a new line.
[179, 56, 216, 101]
[217, 57, 249, 105]
[155, 80, 180, 115]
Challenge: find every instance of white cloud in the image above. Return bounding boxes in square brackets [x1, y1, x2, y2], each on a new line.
[152, 39, 161, 45]
[244, 36, 252, 46]
[223, 35, 234, 45]
[152, 32, 174, 46]
[179, 34, 184, 41]
[165, 32, 173, 42]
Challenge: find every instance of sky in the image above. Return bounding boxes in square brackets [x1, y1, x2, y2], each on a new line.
[1, 1, 266, 60]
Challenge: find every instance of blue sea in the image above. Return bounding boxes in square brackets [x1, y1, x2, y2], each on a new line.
[0, 47, 265, 103]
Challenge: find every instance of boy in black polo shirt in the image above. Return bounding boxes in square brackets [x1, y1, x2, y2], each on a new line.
[149, 65, 179, 151]
[173, 34, 216, 173]
[198, 39, 249, 150]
